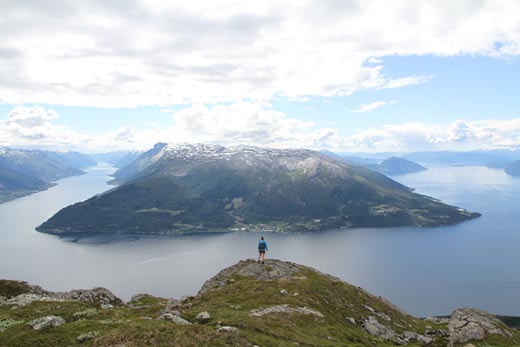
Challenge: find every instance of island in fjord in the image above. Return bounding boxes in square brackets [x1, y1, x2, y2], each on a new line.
[36, 143, 480, 236]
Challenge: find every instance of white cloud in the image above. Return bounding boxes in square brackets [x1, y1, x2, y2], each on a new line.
[2, 105, 520, 153]
[342, 119, 520, 152]
[1, 1, 520, 106]
[351, 100, 398, 113]
[378, 75, 434, 90]
[0, 106, 90, 148]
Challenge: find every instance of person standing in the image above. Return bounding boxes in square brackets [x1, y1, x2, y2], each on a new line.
[257, 236, 268, 264]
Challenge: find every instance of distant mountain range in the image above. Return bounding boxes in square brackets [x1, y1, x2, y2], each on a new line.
[321, 151, 427, 175]
[334, 149, 520, 169]
[0, 147, 96, 203]
[89, 151, 142, 168]
[367, 157, 427, 175]
[37, 143, 480, 236]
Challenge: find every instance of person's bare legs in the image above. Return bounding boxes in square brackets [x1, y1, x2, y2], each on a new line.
[258, 252, 261, 263]
[260, 252, 265, 263]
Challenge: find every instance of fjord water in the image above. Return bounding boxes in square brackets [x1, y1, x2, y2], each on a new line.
[1, 164, 519, 317]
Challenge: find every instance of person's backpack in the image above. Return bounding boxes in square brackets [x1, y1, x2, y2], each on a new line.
[259, 241, 266, 250]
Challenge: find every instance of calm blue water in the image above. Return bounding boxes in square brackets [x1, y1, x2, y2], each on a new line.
[1, 164, 519, 317]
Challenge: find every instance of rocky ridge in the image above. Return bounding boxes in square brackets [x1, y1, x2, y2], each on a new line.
[1, 260, 518, 347]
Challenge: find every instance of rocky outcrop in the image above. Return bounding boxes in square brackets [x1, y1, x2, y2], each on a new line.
[0, 281, 123, 309]
[363, 316, 433, 345]
[448, 308, 515, 346]
[27, 315, 65, 330]
[249, 304, 323, 318]
[363, 316, 397, 340]
[199, 259, 339, 294]
[53, 287, 121, 306]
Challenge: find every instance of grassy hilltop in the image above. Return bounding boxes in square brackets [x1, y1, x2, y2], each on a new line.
[1, 259, 517, 347]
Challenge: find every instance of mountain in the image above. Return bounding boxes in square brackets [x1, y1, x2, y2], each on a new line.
[329, 149, 520, 168]
[0, 147, 93, 204]
[1, 259, 518, 347]
[505, 159, 520, 176]
[37, 143, 479, 236]
[370, 157, 427, 175]
[89, 151, 142, 168]
[49, 151, 97, 169]
[402, 150, 520, 168]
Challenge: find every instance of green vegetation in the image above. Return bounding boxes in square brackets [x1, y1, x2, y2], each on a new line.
[0, 147, 95, 204]
[37, 154, 480, 235]
[1, 260, 517, 347]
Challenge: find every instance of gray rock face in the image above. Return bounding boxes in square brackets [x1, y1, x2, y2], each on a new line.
[0, 293, 67, 307]
[363, 317, 433, 345]
[171, 316, 191, 325]
[54, 287, 120, 305]
[165, 298, 182, 311]
[249, 304, 323, 318]
[448, 308, 511, 346]
[27, 315, 65, 330]
[199, 259, 339, 294]
[363, 316, 396, 340]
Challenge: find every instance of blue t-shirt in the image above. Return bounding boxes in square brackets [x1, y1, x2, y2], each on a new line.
[258, 240, 268, 251]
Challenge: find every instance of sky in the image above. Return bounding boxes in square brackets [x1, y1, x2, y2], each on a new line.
[1, 0, 520, 153]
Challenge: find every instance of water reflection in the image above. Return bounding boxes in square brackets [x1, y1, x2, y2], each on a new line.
[1, 164, 519, 317]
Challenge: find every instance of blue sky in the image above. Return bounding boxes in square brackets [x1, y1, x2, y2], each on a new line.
[1, 1, 520, 152]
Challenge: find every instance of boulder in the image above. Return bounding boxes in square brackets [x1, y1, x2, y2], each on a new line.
[195, 311, 211, 323]
[363, 316, 396, 340]
[165, 298, 181, 311]
[448, 308, 511, 346]
[77, 331, 100, 342]
[171, 316, 191, 325]
[27, 315, 65, 330]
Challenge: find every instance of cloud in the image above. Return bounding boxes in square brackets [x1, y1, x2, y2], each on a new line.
[342, 119, 520, 152]
[0, 106, 89, 148]
[351, 100, 397, 113]
[378, 75, 434, 90]
[169, 102, 325, 148]
[1, 1, 520, 106]
[2, 105, 520, 153]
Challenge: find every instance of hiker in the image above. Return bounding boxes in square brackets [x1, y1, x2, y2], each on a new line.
[258, 236, 268, 264]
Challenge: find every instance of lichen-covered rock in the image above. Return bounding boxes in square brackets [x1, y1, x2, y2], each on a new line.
[249, 304, 323, 318]
[199, 259, 339, 294]
[448, 308, 513, 346]
[171, 315, 191, 325]
[363, 316, 396, 340]
[0, 293, 67, 307]
[27, 315, 65, 330]
[217, 326, 239, 334]
[77, 331, 100, 342]
[195, 311, 211, 323]
[54, 287, 121, 306]
[165, 298, 181, 311]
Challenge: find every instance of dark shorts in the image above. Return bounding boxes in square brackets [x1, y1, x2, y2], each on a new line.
[258, 250, 266, 253]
